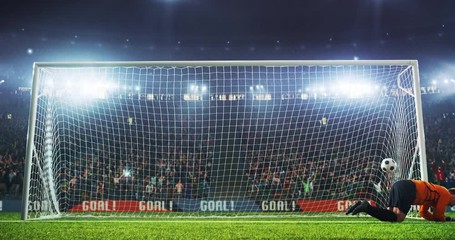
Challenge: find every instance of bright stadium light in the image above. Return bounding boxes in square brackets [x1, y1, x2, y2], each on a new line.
[334, 81, 374, 99]
[251, 85, 265, 92]
[80, 81, 113, 99]
[189, 84, 207, 93]
[319, 86, 326, 93]
[123, 169, 131, 177]
[47, 71, 118, 101]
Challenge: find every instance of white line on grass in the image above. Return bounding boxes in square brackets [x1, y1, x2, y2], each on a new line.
[0, 220, 427, 224]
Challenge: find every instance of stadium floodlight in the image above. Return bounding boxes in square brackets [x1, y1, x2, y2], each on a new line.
[44, 70, 117, 101]
[189, 84, 207, 93]
[22, 60, 427, 220]
[342, 83, 373, 98]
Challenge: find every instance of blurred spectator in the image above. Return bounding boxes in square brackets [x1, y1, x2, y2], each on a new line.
[442, 177, 454, 189]
[0, 169, 7, 197]
[10, 170, 22, 197]
[175, 179, 184, 198]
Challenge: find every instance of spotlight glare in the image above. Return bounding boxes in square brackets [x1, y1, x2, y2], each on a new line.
[123, 169, 131, 177]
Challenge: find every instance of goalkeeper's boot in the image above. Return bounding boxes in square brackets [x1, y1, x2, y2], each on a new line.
[345, 201, 362, 215]
[351, 201, 370, 215]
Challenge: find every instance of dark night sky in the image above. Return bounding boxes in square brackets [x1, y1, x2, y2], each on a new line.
[1, 0, 455, 87]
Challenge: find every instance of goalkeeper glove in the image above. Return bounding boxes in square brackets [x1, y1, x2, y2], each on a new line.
[445, 217, 454, 221]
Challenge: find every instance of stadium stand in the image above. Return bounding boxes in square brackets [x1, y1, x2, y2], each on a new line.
[0, 88, 454, 201]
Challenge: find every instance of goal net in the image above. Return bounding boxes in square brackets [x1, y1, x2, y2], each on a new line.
[22, 60, 427, 219]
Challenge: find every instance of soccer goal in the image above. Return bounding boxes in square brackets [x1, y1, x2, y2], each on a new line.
[22, 60, 427, 220]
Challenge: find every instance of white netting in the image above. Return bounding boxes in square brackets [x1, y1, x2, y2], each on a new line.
[23, 61, 425, 219]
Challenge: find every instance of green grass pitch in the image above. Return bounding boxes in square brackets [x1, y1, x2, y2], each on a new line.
[1, 212, 454, 239]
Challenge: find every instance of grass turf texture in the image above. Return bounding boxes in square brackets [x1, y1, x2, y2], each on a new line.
[1, 213, 454, 239]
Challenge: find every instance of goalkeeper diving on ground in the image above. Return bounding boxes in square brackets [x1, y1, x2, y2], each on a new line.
[346, 180, 455, 222]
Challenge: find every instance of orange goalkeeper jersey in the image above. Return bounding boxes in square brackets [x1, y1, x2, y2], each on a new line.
[411, 180, 451, 221]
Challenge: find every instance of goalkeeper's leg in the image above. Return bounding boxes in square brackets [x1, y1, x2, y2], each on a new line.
[351, 201, 399, 222]
[345, 201, 362, 215]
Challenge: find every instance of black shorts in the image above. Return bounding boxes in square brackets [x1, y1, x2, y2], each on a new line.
[387, 180, 416, 214]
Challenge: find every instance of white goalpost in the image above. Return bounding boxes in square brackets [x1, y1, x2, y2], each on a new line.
[22, 60, 427, 220]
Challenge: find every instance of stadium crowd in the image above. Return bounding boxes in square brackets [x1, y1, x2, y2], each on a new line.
[0, 89, 28, 199]
[423, 96, 455, 187]
[55, 100, 216, 204]
[244, 95, 455, 201]
[0, 89, 454, 205]
[59, 145, 214, 203]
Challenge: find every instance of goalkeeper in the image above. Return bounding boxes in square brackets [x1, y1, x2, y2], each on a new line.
[346, 180, 455, 222]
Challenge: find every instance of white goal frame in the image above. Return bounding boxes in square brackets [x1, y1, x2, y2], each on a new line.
[21, 60, 427, 220]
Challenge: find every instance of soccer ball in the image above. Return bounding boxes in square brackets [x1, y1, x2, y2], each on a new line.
[381, 158, 397, 173]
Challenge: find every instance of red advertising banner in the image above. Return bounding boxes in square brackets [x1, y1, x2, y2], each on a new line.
[67, 199, 375, 213]
[296, 200, 375, 212]
[68, 200, 173, 212]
